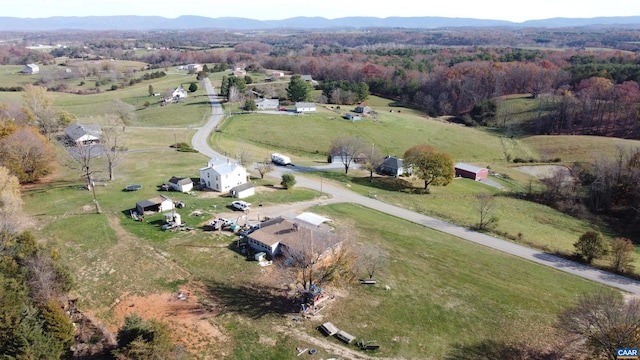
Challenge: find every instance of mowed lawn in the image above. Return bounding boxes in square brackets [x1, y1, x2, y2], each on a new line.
[214, 101, 511, 165]
[9, 66, 639, 358]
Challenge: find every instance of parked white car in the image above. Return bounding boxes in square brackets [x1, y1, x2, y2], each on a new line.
[231, 200, 250, 211]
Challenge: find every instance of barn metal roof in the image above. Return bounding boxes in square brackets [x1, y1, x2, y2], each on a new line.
[295, 212, 332, 227]
[455, 162, 486, 173]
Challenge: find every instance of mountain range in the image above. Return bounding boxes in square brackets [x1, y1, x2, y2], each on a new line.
[2, 15, 640, 31]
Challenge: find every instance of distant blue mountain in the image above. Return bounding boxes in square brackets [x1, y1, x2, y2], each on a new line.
[1, 15, 640, 31]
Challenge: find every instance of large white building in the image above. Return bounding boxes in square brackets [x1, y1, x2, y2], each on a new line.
[199, 158, 247, 193]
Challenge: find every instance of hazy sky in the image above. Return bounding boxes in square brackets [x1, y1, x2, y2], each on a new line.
[3, 0, 640, 22]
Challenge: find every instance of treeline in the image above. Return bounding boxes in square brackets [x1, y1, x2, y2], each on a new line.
[531, 147, 640, 238]
[0, 164, 75, 358]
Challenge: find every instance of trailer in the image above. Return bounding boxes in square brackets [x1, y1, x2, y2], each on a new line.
[271, 153, 291, 166]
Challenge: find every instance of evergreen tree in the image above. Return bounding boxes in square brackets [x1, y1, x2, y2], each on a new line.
[287, 75, 312, 102]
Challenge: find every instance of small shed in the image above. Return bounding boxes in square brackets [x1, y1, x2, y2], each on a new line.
[168, 176, 193, 193]
[455, 163, 489, 181]
[21, 63, 39, 74]
[335, 330, 356, 344]
[136, 195, 174, 215]
[354, 105, 372, 114]
[231, 182, 255, 199]
[319, 322, 339, 336]
[343, 113, 362, 121]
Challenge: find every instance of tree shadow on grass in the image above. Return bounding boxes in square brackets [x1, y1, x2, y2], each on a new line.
[445, 339, 564, 360]
[351, 175, 414, 192]
[203, 279, 295, 320]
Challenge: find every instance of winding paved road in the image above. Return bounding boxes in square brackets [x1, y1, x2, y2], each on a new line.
[193, 78, 640, 295]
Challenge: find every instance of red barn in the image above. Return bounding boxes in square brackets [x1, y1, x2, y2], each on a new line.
[455, 163, 489, 181]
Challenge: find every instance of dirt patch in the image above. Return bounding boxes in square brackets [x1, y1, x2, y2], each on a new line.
[79, 216, 227, 356]
[110, 291, 226, 354]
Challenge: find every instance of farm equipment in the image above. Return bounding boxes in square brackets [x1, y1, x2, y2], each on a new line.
[358, 340, 380, 351]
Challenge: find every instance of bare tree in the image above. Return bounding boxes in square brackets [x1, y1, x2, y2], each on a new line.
[25, 252, 58, 303]
[558, 292, 640, 360]
[60, 144, 103, 214]
[280, 229, 330, 291]
[330, 136, 365, 174]
[359, 246, 387, 280]
[610, 237, 635, 274]
[101, 114, 126, 181]
[361, 144, 385, 182]
[475, 192, 498, 230]
[256, 159, 274, 179]
[106, 99, 136, 128]
[235, 143, 253, 168]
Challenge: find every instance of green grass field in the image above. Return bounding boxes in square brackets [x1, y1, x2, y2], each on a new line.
[6, 61, 640, 358]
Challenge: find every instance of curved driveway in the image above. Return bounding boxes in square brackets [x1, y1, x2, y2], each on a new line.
[193, 78, 640, 295]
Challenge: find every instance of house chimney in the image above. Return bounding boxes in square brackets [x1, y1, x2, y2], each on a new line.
[227, 158, 231, 165]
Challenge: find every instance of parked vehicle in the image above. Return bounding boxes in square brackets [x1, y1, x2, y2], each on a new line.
[231, 200, 250, 211]
[271, 153, 291, 165]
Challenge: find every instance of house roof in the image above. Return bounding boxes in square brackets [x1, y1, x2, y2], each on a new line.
[231, 182, 254, 192]
[380, 156, 404, 170]
[169, 176, 192, 185]
[455, 162, 486, 173]
[201, 157, 245, 176]
[256, 98, 279, 105]
[64, 123, 102, 141]
[249, 216, 336, 248]
[301, 75, 314, 81]
[136, 195, 172, 208]
[295, 102, 316, 108]
[295, 212, 332, 227]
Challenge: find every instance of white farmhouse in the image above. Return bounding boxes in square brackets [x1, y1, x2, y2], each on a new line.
[295, 102, 316, 113]
[199, 158, 247, 193]
[172, 86, 188, 99]
[255, 98, 279, 110]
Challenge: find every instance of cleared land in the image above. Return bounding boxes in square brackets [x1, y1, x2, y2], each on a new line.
[5, 63, 637, 358]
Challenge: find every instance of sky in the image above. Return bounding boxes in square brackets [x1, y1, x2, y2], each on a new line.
[2, 0, 640, 23]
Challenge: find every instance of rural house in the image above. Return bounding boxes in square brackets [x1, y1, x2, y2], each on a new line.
[64, 123, 102, 146]
[245, 214, 336, 257]
[231, 182, 255, 199]
[455, 163, 489, 181]
[135, 195, 174, 215]
[168, 176, 193, 193]
[255, 98, 279, 110]
[295, 102, 316, 113]
[232, 68, 247, 77]
[301, 75, 319, 86]
[354, 105, 372, 114]
[328, 147, 367, 164]
[199, 157, 247, 193]
[172, 86, 187, 99]
[21, 63, 39, 74]
[377, 156, 409, 177]
[185, 63, 202, 72]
